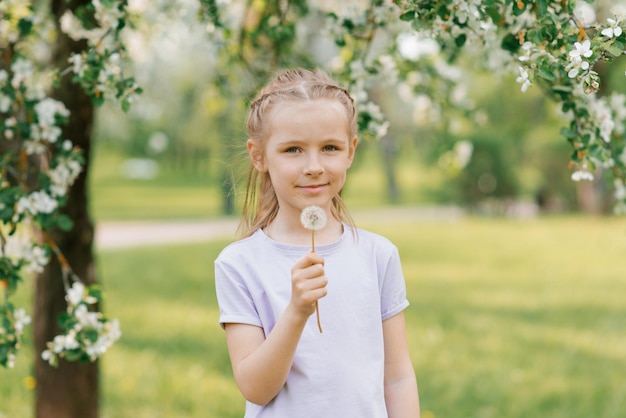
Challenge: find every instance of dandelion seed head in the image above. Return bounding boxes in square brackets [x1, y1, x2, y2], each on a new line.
[300, 206, 327, 231]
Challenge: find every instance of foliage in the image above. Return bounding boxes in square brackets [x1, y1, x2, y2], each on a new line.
[0, 0, 139, 368]
[402, 0, 626, 211]
[201, 0, 626, 212]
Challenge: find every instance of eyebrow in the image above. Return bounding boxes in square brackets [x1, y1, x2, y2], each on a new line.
[275, 137, 347, 146]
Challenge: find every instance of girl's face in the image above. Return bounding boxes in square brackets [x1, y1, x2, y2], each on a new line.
[248, 99, 357, 221]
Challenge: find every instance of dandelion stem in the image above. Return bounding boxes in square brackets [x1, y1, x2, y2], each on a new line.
[311, 229, 322, 333]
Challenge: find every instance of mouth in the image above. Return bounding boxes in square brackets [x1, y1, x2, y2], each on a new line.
[298, 183, 328, 193]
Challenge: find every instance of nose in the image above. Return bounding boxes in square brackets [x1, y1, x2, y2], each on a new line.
[304, 152, 324, 176]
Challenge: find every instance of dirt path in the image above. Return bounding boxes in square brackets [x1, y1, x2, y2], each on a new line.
[94, 205, 464, 249]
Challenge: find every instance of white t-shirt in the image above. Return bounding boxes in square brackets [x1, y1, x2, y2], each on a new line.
[214, 225, 409, 418]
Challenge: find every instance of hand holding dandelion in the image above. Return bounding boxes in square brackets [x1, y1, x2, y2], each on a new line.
[300, 206, 327, 333]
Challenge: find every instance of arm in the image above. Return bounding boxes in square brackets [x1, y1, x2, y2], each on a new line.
[383, 311, 420, 418]
[224, 251, 327, 406]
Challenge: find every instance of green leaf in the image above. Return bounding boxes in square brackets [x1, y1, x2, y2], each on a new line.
[535, 0, 549, 16]
[82, 329, 100, 343]
[399, 10, 417, 22]
[121, 98, 131, 113]
[552, 85, 572, 94]
[17, 18, 33, 36]
[454, 34, 467, 47]
[560, 127, 577, 140]
[57, 215, 74, 231]
[0, 345, 10, 368]
[537, 69, 555, 82]
[436, 5, 449, 20]
[57, 312, 76, 331]
[87, 285, 103, 301]
[485, 6, 501, 23]
[63, 349, 84, 362]
[561, 101, 575, 113]
[608, 42, 624, 57]
[501, 33, 519, 53]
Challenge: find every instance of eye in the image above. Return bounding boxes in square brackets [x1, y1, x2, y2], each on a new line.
[285, 146, 301, 153]
[323, 145, 338, 152]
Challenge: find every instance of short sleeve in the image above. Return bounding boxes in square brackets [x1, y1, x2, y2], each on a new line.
[214, 257, 263, 329]
[380, 247, 409, 321]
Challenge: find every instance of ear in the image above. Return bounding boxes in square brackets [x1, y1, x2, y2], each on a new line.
[347, 135, 358, 168]
[247, 139, 266, 172]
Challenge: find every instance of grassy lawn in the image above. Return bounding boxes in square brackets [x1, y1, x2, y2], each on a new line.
[1, 215, 625, 417]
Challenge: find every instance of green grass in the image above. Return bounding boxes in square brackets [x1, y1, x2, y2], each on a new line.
[89, 146, 225, 220]
[2, 215, 625, 417]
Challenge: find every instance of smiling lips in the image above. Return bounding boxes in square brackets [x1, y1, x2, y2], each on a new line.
[298, 183, 327, 193]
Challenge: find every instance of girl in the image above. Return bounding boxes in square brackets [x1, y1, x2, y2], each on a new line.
[215, 68, 420, 417]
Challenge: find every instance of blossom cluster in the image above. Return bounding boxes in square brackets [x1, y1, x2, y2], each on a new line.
[324, 4, 404, 139]
[0, 304, 31, 369]
[60, 0, 141, 109]
[399, 0, 626, 212]
[1, 0, 131, 368]
[323, 2, 471, 141]
[41, 282, 121, 367]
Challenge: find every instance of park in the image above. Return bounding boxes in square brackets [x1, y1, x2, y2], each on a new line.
[2, 0, 626, 417]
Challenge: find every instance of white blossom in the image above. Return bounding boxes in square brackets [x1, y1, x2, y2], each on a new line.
[0, 94, 11, 113]
[10, 58, 33, 88]
[16, 190, 58, 216]
[588, 98, 615, 143]
[516, 66, 532, 92]
[66, 282, 86, 307]
[41, 350, 53, 363]
[24, 246, 49, 273]
[601, 18, 623, 39]
[35, 98, 70, 128]
[518, 42, 534, 62]
[68, 53, 86, 77]
[13, 309, 31, 334]
[93, 0, 124, 31]
[75, 305, 102, 329]
[5, 237, 51, 273]
[567, 40, 593, 78]
[48, 158, 83, 197]
[62, 330, 80, 350]
[571, 169, 594, 181]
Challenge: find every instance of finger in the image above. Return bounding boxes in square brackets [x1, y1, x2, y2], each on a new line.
[293, 252, 324, 269]
[292, 265, 325, 284]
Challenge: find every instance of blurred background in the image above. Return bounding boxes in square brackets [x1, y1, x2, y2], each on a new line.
[2, 0, 626, 417]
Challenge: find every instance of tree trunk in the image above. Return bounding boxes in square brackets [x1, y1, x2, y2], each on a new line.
[34, 0, 99, 417]
[380, 134, 400, 203]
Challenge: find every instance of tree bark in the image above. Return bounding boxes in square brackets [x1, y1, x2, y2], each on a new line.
[34, 0, 99, 416]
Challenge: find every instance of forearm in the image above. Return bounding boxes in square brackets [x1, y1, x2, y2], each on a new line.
[233, 305, 308, 405]
[384, 373, 420, 418]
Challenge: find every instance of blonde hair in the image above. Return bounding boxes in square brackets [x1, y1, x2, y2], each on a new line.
[239, 68, 357, 237]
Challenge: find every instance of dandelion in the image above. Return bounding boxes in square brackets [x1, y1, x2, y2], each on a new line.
[300, 206, 327, 333]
